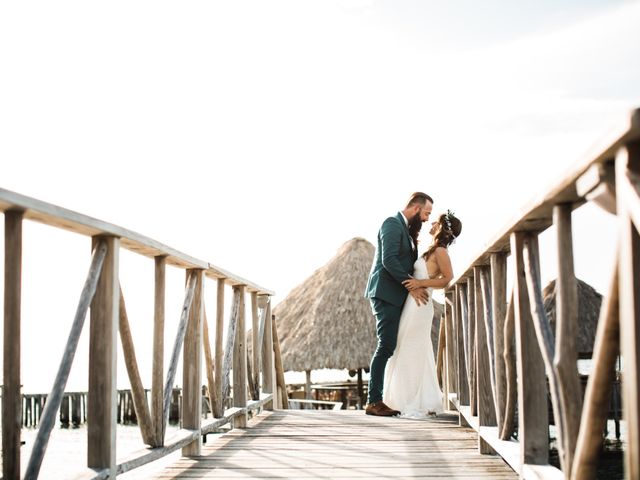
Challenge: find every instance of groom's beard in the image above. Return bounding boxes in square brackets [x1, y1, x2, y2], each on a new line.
[408, 213, 423, 239]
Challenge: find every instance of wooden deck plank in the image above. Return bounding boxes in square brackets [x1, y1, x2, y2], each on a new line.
[147, 410, 517, 479]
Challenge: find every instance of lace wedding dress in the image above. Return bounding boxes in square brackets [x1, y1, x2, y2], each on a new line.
[383, 257, 444, 418]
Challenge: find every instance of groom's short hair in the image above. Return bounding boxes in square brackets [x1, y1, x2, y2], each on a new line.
[406, 192, 433, 208]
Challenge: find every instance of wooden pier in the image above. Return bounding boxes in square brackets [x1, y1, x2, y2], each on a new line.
[2, 106, 640, 479]
[149, 410, 517, 479]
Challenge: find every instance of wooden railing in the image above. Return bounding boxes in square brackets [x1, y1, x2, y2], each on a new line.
[0, 189, 287, 480]
[438, 107, 640, 480]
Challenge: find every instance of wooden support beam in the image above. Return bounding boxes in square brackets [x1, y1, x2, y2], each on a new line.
[88, 236, 120, 477]
[251, 292, 260, 400]
[202, 307, 217, 421]
[118, 287, 154, 446]
[467, 276, 477, 417]
[553, 203, 582, 477]
[232, 285, 248, 427]
[475, 267, 496, 454]
[511, 231, 548, 465]
[214, 278, 225, 417]
[490, 253, 507, 431]
[272, 315, 287, 409]
[456, 285, 470, 406]
[162, 271, 197, 435]
[182, 269, 204, 455]
[261, 298, 276, 410]
[617, 142, 640, 480]
[571, 260, 620, 480]
[2, 210, 22, 480]
[500, 290, 517, 440]
[152, 256, 166, 446]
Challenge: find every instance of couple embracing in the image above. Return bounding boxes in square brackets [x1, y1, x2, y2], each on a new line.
[364, 192, 462, 418]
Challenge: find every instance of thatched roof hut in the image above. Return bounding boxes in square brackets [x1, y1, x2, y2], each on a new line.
[542, 278, 602, 358]
[275, 237, 377, 372]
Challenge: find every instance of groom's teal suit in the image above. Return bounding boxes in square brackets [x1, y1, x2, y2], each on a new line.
[365, 212, 417, 404]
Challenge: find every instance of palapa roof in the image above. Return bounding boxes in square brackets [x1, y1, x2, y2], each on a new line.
[274, 237, 377, 372]
[542, 278, 602, 356]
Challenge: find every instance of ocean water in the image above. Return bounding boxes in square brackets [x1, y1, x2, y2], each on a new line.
[2, 424, 182, 480]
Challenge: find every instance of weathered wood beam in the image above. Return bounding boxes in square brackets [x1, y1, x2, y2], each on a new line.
[511, 231, 548, 465]
[87, 236, 119, 477]
[214, 278, 225, 417]
[617, 142, 640, 480]
[523, 236, 568, 471]
[162, 271, 197, 436]
[152, 256, 166, 446]
[500, 290, 517, 440]
[233, 285, 248, 427]
[490, 252, 508, 432]
[553, 203, 582, 478]
[182, 269, 204, 455]
[3, 210, 23, 480]
[118, 286, 154, 446]
[571, 260, 619, 480]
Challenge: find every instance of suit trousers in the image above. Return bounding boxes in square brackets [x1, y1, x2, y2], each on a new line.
[367, 297, 403, 404]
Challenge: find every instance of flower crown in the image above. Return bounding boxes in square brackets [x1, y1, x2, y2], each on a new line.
[443, 209, 458, 239]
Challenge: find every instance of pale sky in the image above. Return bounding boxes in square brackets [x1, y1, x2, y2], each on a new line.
[2, 0, 640, 391]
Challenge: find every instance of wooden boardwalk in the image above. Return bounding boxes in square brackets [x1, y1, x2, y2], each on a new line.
[151, 410, 517, 479]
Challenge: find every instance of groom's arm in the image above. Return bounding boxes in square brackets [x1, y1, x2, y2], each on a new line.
[379, 217, 412, 284]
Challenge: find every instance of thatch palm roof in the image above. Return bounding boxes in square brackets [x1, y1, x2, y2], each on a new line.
[542, 278, 602, 357]
[275, 237, 377, 372]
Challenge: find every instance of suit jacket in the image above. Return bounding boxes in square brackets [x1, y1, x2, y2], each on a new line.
[365, 212, 418, 307]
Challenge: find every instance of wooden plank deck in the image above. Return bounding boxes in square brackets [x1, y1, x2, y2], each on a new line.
[150, 410, 518, 479]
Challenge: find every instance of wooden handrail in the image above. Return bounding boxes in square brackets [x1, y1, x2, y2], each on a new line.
[442, 108, 640, 479]
[1, 189, 281, 479]
[0, 188, 274, 295]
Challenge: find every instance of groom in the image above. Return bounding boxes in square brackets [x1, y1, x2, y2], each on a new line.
[364, 192, 433, 416]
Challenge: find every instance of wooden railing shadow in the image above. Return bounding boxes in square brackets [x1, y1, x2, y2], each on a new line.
[436, 107, 640, 480]
[0, 189, 287, 480]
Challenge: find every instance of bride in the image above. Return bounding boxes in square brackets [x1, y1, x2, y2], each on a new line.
[382, 210, 462, 418]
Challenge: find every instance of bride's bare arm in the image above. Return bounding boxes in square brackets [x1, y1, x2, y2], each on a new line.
[403, 248, 453, 290]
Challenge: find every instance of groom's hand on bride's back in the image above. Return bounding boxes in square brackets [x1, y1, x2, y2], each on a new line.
[409, 288, 429, 306]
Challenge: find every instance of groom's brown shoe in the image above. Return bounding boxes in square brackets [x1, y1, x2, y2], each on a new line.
[365, 401, 400, 417]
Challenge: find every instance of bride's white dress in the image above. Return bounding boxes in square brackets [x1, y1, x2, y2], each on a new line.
[383, 257, 443, 417]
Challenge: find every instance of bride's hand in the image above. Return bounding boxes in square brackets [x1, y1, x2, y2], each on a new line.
[409, 288, 429, 306]
[403, 278, 421, 291]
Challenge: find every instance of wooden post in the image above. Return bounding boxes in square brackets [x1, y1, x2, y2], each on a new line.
[467, 276, 477, 416]
[456, 285, 470, 406]
[445, 296, 457, 408]
[571, 261, 619, 480]
[214, 278, 225, 417]
[88, 236, 119, 477]
[118, 287, 154, 445]
[152, 256, 166, 446]
[3, 210, 22, 480]
[617, 142, 640, 480]
[272, 315, 287, 409]
[490, 253, 507, 430]
[511, 231, 548, 465]
[475, 267, 496, 454]
[183, 269, 203, 455]
[501, 291, 517, 440]
[251, 292, 260, 400]
[202, 307, 217, 420]
[233, 285, 248, 427]
[553, 203, 582, 476]
[261, 298, 276, 409]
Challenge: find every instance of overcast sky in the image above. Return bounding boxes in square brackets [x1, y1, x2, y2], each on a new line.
[2, 0, 640, 390]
